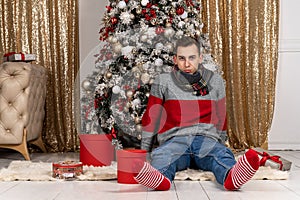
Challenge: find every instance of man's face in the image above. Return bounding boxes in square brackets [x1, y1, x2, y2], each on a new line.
[174, 44, 203, 74]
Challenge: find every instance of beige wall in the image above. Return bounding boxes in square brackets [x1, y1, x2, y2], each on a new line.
[268, 0, 300, 150]
[79, 0, 107, 82]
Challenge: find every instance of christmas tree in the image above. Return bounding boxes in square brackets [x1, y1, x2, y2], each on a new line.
[81, 0, 219, 149]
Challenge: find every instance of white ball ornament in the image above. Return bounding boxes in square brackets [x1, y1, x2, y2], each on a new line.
[141, 0, 149, 7]
[118, 1, 126, 9]
[112, 85, 121, 94]
[180, 11, 188, 19]
[178, 21, 185, 28]
[132, 98, 141, 106]
[126, 90, 134, 98]
[155, 42, 164, 50]
[155, 58, 163, 67]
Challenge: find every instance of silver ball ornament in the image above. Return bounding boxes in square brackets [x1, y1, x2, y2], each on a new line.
[134, 117, 141, 124]
[164, 27, 175, 38]
[195, 30, 201, 37]
[123, 107, 129, 112]
[141, 73, 150, 84]
[81, 79, 92, 91]
[136, 6, 142, 14]
[113, 42, 122, 53]
[137, 134, 142, 140]
[130, 14, 135, 20]
[140, 34, 148, 42]
[155, 42, 164, 50]
[107, 36, 113, 43]
[136, 124, 143, 132]
[111, 37, 118, 43]
[149, 79, 154, 85]
[132, 47, 138, 55]
[165, 22, 172, 27]
[165, 43, 174, 52]
[126, 102, 131, 108]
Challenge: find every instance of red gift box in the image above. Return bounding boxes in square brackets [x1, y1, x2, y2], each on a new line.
[3, 52, 36, 62]
[117, 149, 147, 184]
[254, 148, 292, 171]
[79, 134, 115, 167]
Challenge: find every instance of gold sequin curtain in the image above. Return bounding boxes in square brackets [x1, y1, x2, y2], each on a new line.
[201, 0, 279, 149]
[0, 0, 79, 152]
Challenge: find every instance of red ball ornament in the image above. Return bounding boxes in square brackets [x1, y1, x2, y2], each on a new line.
[150, 9, 156, 16]
[146, 3, 152, 8]
[176, 7, 185, 15]
[145, 14, 151, 21]
[142, 9, 147, 15]
[111, 17, 118, 25]
[106, 6, 112, 12]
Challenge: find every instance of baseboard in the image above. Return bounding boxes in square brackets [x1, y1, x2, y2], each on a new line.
[279, 39, 300, 52]
[268, 142, 300, 150]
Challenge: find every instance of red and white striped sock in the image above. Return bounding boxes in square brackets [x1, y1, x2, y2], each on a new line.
[133, 160, 171, 191]
[224, 149, 259, 190]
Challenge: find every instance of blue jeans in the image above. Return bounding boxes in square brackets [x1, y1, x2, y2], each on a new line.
[150, 135, 236, 185]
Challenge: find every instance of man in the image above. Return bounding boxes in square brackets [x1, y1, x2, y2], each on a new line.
[133, 36, 259, 191]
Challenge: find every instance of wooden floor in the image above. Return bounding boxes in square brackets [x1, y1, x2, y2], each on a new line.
[0, 149, 300, 200]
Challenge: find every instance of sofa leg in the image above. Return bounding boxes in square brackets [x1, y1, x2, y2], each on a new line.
[29, 133, 47, 153]
[0, 130, 30, 160]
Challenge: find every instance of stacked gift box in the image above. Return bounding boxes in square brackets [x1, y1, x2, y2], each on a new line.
[254, 148, 292, 171]
[3, 52, 36, 62]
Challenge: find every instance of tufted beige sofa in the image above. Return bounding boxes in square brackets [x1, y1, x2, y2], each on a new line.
[0, 62, 47, 160]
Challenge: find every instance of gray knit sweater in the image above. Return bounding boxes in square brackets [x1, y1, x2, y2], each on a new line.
[141, 69, 227, 151]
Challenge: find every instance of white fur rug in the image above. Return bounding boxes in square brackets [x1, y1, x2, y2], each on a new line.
[0, 160, 289, 181]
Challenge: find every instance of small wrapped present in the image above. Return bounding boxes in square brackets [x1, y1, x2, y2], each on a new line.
[52, 160, 83, 180]
[254, 148, 292, 171]
[3, 52, 36, 62]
